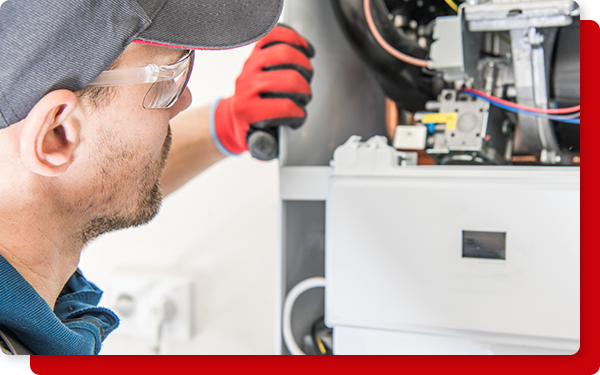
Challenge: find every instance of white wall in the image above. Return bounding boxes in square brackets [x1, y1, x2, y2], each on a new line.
[78, 45, 280, 355]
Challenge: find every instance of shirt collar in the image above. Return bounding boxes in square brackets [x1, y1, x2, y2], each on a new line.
[0, 254, 118, 354]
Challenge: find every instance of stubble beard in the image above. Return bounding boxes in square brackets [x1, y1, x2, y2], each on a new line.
[78, 126, 173, 244]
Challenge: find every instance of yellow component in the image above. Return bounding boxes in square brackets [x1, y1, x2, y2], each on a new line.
[445, 0, 459, 12]
[421, 112, 458, 131]
[316, 335, 327, 354]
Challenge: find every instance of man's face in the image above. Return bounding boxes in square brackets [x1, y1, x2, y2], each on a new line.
[66, 44, 192, 243]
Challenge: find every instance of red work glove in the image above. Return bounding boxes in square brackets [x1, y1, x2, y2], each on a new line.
[210, 24, 315, 159]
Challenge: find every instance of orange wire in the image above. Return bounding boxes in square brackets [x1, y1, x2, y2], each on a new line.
[363, 0, 431, 68]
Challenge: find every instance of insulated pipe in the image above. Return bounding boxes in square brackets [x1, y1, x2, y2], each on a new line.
[282, 277, 327, 355]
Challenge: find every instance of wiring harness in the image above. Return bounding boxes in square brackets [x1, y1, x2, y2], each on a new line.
[460, 88, 581, 125]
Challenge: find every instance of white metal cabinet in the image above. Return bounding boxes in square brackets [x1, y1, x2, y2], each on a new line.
[325, 137, 580, 354]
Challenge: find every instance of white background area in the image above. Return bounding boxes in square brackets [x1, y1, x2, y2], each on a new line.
[80, 44, 278, 355]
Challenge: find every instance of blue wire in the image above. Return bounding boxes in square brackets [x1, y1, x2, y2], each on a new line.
[462, 91, 580, 124]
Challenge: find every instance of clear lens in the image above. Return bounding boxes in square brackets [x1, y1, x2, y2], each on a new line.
[143, 77, 178, 109]
[143, 51, 194, 109]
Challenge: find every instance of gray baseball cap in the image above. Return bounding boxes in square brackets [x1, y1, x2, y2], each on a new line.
[0, 0, 284, 128]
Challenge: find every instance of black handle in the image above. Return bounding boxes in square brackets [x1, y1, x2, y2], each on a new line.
[247, 127, 279, 161]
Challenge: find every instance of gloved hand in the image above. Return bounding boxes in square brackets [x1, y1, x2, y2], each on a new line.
[210, 24, 315, 160]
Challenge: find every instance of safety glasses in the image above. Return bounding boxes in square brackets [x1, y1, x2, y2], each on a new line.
[87, 49, 195, 109]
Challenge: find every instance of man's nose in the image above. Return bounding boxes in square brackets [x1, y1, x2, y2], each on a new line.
[169, 87, 192, 119]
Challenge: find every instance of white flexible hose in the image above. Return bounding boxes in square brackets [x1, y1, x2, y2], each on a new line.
[282, 277, 327, 355]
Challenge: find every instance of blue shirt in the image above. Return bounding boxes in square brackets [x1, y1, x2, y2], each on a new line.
[0, 254, 119, 355]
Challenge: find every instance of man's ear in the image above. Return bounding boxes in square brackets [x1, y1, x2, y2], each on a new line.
[19, 90, 80, 177]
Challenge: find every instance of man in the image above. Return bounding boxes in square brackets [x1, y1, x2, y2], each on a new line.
[0, 0, 314, 355]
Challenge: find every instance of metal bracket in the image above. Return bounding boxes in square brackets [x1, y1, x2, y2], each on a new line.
[510, 27, 561, 163]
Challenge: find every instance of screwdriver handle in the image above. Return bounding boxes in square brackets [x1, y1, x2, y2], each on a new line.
[247, 127, 279, 161]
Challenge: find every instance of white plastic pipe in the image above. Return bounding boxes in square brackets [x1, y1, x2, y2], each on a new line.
[282, 277, 327, 355]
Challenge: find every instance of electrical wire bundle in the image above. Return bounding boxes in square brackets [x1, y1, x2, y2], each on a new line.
[362, 0, 580, 126]
[362, 0, 462, 68]
[310, 316, 333, 355]
[460, 88, 580, 124]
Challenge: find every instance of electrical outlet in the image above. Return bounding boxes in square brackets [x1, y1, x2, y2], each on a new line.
[100, 275, 193, 341]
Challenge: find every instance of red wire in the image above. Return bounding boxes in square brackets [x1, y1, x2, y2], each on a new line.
[462, 88, 580, 114]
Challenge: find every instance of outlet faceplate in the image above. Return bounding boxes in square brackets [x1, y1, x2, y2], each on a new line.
[101, 275, 193, 341]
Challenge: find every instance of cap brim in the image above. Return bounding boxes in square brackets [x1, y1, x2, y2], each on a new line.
[133, 0, 284, 50]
